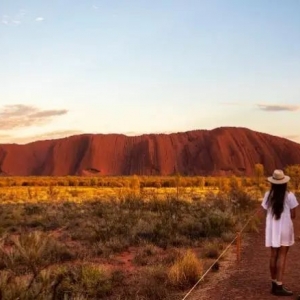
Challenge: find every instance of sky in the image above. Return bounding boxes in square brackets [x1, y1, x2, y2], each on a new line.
[0, 0, 300, 144]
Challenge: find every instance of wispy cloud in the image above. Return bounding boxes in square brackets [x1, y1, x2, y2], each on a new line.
[0, 104, 68, 130]
[35, 17, 44, 22]
[30, 109, 67, 118]
[257, 104, 300, 112]
[221, 102, 300, 112]
[92, 5, 99, 10]
[1, 9, 27, 26]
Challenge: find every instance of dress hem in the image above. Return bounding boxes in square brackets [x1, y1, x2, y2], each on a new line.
[265, 242, 295, 248]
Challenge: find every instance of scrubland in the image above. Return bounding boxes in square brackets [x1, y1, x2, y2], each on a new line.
[0, 174, 280, 299]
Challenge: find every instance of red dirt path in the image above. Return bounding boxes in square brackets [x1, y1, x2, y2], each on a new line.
[190, 214, 300, 300]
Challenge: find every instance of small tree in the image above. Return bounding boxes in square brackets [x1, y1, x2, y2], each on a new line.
[217, 177, 230, 193]
[285, 164, 300, 190]
[175, 172, 181, 200]
[254, 163, 265, 197]
[229, 175, 241, 191]
[254, 164, 264, 185]
[196, 176, 205, 189]
[130, 175, 140, 189]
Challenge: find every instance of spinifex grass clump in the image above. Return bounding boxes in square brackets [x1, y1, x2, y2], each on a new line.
[0, 231, 72, 276]
[52, 264, 113, 299]
[168, 249, 203, 289]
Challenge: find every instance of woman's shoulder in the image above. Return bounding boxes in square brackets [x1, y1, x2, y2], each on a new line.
[286, 191, 296, 197]
[285, 191, 299, 208]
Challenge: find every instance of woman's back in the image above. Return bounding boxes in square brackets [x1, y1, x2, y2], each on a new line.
[262, 191, 298, 220]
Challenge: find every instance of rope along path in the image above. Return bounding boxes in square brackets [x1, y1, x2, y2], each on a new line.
[181, 207, 261, 300]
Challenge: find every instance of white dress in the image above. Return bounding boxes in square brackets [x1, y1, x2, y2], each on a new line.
[261, 191, 299, 248]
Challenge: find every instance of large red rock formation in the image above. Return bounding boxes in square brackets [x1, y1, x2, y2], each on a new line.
[0, 127, 300, 176]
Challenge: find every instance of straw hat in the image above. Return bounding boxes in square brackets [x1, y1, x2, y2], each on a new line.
[267, 169, 290, 184]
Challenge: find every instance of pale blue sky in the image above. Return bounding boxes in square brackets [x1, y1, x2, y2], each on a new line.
[0, 0, 299, 143]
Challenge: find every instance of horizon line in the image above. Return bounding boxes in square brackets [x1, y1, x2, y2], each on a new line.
[1, 126, 299, 146]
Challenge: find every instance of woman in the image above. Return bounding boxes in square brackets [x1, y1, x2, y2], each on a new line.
[261, 169, 298, 296]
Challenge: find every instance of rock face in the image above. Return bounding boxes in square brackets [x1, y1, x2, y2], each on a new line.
[0, 127, 300, 176]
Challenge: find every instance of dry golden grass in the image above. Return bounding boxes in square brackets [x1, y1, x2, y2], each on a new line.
[0, 185, 221, 204]
[168, 250, 203, 289]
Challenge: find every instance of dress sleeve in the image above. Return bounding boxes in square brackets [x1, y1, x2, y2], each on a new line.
[261, 192, 269, 210]
[287, 193, 299, 209]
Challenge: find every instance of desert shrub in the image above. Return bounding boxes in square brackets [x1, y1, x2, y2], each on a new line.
[111, 269, 126, 286]
[132, 218, 156, 241]
[133, 244, 158, 266]
[202, 241, 223, 259]
[89, 237, 130, 258]
[0, 272, 30, 300]
[0, 262, 57, 299]
[104, 237, 130, 254]
[24, 204, 44, 215]
[229, 188, 258, 212]
[158, 248, 182, 266]
[0, 231, 75, 276]
[179, 219, 205, 239]
[136, 266, 169, 300]
[208, 192, 230, 211]
[169, 234, 192, 247]
[202, 210, 236, 237]
[221, 231, 236, 243]
[54, 264, 112, 299]
[50, 241, 77, 263]
[0, 231, 54, 275]
[47, 186, 59, 201]
[244, 214, 261, 233]
[168, 249, 203, 289]
[0, 265, 112, 300]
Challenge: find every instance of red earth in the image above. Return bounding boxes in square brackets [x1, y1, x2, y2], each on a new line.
[1, 127, 300, 176]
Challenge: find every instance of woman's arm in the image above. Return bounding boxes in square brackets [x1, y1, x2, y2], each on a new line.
[291, 207, 297, 219]
[258, 206, 267, 217]
[288, 192, 298, 219]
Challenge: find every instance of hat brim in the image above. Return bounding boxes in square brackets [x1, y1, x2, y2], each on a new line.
[267, 176, 290, 184]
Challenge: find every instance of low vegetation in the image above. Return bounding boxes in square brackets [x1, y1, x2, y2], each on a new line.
[0, 178, 263, 300]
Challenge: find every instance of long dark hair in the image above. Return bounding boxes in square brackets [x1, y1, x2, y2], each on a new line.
[266, 183, 287, 220]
